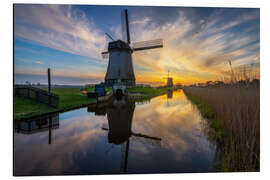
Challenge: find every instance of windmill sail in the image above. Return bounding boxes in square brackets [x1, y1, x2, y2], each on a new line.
[121, 9, 130, 44]
[132, 39, 163, 51]
[101, 51, 109, 59]
[131, 135, 162, 147]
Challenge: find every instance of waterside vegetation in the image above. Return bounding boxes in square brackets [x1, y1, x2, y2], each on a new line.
[183, 85, 259, 171]
[127, 86, 171, 97]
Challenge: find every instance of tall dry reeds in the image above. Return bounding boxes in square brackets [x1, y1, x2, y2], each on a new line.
[184, 86, 259, 171]
[221, 62, 260, 85]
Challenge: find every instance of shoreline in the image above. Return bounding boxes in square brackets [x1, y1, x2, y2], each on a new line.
[14, 89, 169, 121]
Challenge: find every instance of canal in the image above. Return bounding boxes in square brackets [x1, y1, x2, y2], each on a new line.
[14, 90, 219, 176]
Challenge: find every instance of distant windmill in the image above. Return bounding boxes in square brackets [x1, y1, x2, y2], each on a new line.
[101, 9, 164, 87]
[163, 70, 173, 87]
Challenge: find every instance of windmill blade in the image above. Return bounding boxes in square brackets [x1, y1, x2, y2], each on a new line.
[130, 135, 162, 147]
[121, 9, 130, 44]
[131, 131, 161, 141]
[101, 51, 109, 59]
[130, 131, 162, 147]
[101, 127, 162, 147]
[132, 39, 163, 51]
[105, 33, 115, 41]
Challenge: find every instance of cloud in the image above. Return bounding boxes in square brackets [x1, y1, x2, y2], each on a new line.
[16, 58, 45, 65]
[131, 17, 151, 25]
[14, 4, 106, 59]
[35, 60, 44, 64]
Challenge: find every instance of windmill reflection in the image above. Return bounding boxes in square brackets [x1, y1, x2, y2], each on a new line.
[167, 89, 173, 99]
[14, 114, 59, 144]
[106, 98, 135, 145]
[88, 97, 162, 173]
[166, 90, 173, 106]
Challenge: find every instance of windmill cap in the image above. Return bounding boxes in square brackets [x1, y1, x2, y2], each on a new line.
[108, 40, 133, 52]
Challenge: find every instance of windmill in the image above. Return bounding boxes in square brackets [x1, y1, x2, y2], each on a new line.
[163, 70, 173, 87]
[101, 9, 164, 89]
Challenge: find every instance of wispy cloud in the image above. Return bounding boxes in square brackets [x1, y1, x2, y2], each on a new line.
[16, 58, 45, 65]
[131, 17, 151, 25]
[14, 4, 106, 59]
[34, 60, 44, 64]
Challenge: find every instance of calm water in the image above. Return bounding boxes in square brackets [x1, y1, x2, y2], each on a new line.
[14, 90, 219, 176]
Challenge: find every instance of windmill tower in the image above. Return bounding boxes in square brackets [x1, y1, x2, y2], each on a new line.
[102, 9, 164, 87]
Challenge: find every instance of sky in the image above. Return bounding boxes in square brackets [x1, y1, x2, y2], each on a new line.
[14, 4, 260, 85]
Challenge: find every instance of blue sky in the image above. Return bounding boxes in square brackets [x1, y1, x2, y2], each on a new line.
[14, 4, 260, 85]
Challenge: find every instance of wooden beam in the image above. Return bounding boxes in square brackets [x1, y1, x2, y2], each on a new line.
[48, 68, 51, 94]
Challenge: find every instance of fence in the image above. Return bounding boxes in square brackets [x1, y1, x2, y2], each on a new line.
[14, 85, 59, 108]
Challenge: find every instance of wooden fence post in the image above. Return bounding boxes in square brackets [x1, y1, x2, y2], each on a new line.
[16, 88, 20, 97]
[48, 68, 52, 106]
[48, 117, 52, 144]
[49, 95, 51, 107]
[48, 68, 51, 94]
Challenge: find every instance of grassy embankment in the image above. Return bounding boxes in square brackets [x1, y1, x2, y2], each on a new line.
[14, 87, 109, 120]
[126, 87, 170, 99]
[183, 86, 259, 171]
[14, 87, 167, 120]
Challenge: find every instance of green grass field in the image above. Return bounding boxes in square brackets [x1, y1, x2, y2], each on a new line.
[14, 97, 56, 120]
[51, 88, 97, 108]
[14, 88, 99, 120]
[126, 87, 169, 96]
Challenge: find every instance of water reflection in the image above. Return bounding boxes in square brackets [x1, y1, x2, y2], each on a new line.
[14, 114, 59, 144]
[88, 98, 162, 172]
[167, 89, 173, 99]
[14, 90, 218, 176]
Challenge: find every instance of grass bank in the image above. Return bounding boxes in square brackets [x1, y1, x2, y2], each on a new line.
[126, 87, 170, 98]
[14, 97, 56, 120]
[14, 88, 99, 120]
[183, 86, 259, 172]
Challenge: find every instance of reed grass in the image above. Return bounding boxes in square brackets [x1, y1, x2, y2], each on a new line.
[183, 85, 259, 171]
